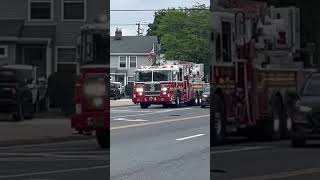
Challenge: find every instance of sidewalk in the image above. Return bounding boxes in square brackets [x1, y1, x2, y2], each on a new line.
[110, 98, 136, 108]
[0, 118, 92, 147]
[0, 99, 136, 146]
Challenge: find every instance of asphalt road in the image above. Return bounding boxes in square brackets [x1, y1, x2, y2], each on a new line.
[212, 138, 320, 180]
[110, 105, 210, 180]
[0, 139, 109, 180]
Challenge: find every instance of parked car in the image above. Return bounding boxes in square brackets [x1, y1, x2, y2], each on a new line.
[291, 73, 320, 147]
[0, 66, 37, 121]
[113, 82, 125, 97]
[201, 84, 211, 108]
[110, 82, 121, 100]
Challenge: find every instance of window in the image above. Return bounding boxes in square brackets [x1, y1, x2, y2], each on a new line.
[0, 46, 8, 58]
[129, 56, 137, 68]
[222, 21, 232, 62]
[29, 0, 52, 20]
[119, 56, 127, 68]
[63, 0, 86, 20]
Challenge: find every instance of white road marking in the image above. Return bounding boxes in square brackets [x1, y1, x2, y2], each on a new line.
[176, 134, 205, 141]
[0, 165, 109, 178]
[112, 108, 193, 118]
[212, 146, 272, 154]
[112, 118, 148, 122]
[111, 114, 209, 130]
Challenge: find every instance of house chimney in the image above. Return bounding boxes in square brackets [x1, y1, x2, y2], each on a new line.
[115, 28, 122, 40]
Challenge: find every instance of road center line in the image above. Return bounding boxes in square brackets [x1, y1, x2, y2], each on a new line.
[232, 168, 320, 180]
[0, 165, 109, 178]
[112, 108, 193, 118]
[176, 134, 205, 141]
[111, 114, 209, 130]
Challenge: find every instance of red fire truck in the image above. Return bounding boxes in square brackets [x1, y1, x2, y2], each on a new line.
[210, 0, 317, 145]
[132, 61, 206, 109]
[70, 15, 109, 149]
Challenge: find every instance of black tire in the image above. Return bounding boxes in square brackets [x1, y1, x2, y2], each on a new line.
[96, 129, 110, 149]
[201, 105, 205, 108]
[264, 96, 282, 140]
[291, 138, 306, 147]
[140, 103, 149, 109]
[162, 104, 169, 108]
[211, 94, 226, 146]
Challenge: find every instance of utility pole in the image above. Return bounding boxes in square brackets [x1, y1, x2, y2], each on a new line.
[136, 21, 143, 36]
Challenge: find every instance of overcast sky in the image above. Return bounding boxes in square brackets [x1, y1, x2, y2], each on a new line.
[110, 0, 210, 36]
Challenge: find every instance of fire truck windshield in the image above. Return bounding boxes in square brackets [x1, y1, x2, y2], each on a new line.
[135, 70, 172, 82]
[135, 71, 152, 82]
[153, 70, 171, 81]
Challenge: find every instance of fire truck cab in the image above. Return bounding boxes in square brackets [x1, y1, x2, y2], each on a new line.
[70, 15, 109, 149]
[133, 62, 205, 109]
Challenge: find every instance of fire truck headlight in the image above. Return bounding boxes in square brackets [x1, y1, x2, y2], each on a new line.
[161, 87, 168, 92]
[93, 97, 103, 107]
[136, 87, 144, 93]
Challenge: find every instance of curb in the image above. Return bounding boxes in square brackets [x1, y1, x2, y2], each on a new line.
[0, 136, 94, 147]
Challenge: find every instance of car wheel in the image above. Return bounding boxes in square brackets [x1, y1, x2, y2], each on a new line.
[291, 138, 306, 147]
[96, 129, 109, 149]
[140, 103, 149, 109]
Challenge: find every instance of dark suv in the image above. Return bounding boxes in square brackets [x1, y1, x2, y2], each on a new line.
[291, 73, 320, 147]
[0, 68, 34, 121]
[110, 82, 121, 100]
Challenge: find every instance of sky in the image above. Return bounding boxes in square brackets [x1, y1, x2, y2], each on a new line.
[110, 0, 210, 36]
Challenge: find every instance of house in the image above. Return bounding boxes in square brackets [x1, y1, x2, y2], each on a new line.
[110, 29, 159, 86]
[0, 0, 108, 78]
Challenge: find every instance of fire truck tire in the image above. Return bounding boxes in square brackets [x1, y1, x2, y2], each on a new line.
[264, 97, 282, 140]
[140, 103, 149, 109]
[211, 94, 226, 146]
[96, 129, 110, 149]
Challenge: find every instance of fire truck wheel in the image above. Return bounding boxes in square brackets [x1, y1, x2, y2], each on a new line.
[96, 129, 110, 149]
[140, 103, 149, 109]
[211, 94, 226, 146]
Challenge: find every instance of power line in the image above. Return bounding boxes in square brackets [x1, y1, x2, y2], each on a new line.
[110, 8, 210, 12]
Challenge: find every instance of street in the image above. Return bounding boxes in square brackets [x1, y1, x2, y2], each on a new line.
[0, 139, 109, 180]
[212, 138, 320, 180]
[111, 105, 210, 180]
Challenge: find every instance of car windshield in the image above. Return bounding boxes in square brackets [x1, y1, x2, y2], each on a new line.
[135, 71, 152, 82]
[153, 70, 172, 81]
[302, 76, 320, 96]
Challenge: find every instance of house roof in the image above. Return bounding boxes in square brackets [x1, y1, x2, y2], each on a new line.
[110, 36, 158, 54]
[0, 20, 24, 37]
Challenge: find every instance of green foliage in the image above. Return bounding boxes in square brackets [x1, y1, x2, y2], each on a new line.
[147, 4, 210, 66]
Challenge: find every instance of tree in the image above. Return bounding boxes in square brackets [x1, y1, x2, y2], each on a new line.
[147, 4, 210, 67]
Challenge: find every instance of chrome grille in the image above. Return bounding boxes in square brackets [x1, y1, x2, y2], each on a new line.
[145, 91, 161, 96]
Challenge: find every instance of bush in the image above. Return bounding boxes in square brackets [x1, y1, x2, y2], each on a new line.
[47, 72, 77, 115]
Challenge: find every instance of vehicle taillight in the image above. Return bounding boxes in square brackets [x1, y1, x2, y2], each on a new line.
[76, 104, 82, 114]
